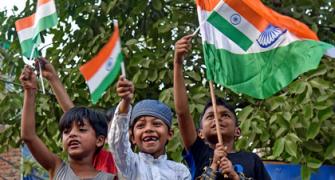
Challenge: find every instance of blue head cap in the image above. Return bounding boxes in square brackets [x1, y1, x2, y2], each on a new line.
[130, 99, 173, 128]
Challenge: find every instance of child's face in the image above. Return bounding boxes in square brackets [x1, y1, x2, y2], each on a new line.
[131, 116, 173, 158]
[62, 119, 104, 159]
[199, 105, 240, 144]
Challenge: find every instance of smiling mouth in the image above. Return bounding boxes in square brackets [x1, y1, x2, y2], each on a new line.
[142, 136, 159, 142]
[68, 140, 80, 148]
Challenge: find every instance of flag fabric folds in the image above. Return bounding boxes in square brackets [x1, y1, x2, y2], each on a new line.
[79, 22, 124, 104]
[196, 0, 335, 99]
[15, 0, 58, 58]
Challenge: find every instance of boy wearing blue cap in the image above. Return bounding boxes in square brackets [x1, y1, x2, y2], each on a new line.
[108, 76, 191, 180]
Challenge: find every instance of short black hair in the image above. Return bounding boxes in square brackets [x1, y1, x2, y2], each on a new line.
[199, 97, 238, 128]
[59, 106, 108, 138]
[105, 107, 116, 123]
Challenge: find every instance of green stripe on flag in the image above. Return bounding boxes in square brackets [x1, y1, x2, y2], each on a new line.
[91, 53, 124, 104]
[33, 13, 58, 40]
[20, 36, 41, 58]
[207, 11, 253, 51]
[203, 40, 332, 99]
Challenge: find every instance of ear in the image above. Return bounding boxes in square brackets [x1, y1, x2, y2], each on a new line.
[96, 135, 105, 148]
[234, 127, 241, 139]
[198, 129, 205, 140]
[167, 128, 174, 141]
[129, 129, 136, 145]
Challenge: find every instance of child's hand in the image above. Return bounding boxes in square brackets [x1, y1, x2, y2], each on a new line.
[210, 143, 227, 170]
[35, 58, 58, 81]
[116, 76, 134, 113]
[20, 65, 37, 91]
[174, 34, 193, 65]
[218, 157, 239, 180]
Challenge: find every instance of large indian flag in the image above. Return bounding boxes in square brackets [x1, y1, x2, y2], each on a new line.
[79, 22, 124, 104]
[197, 0, 335, 99]
[15, 0, 58, 58]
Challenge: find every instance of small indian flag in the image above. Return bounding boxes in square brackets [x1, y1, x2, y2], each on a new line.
[79, 21, 124, 104]
[197, 0, 335, 99]
[15, 0, 58, 58]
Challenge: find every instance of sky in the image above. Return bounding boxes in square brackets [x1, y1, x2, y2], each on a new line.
[0, 1, 25, 15]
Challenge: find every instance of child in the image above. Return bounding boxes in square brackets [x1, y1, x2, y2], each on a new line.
[173, 35, 271, 179]
[37, 58, 118, 174]
[20, 65, 115, 179]
[108, 76, 191, 179]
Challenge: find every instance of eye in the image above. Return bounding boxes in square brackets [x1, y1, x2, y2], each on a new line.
[63, 129, 70, 134]
[135, 122, 145, 129]
[153, 121, 163, 127]
[222, 112, 231, 118]
[206, 114, 214, 120]
[79, 127, 87, 132]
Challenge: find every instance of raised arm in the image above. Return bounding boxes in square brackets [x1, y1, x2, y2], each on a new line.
[37, 58, 74, 112]
[173, 35, 197, 149]
[108, 76, 135, 179]
[20, 66, 61, 174]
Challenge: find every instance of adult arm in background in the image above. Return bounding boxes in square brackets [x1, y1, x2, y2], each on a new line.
[37, 58, 74, 112]
[173, 35, 198, 150]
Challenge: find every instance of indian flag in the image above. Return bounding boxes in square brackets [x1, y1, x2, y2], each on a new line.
[79, 21, 124, 104]
[15, 0, 58, 58]
[197, 0, 335, 99]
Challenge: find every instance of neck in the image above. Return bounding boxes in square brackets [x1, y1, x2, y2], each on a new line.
[68, 155, 97, 177]
[207, 137, 235, 153]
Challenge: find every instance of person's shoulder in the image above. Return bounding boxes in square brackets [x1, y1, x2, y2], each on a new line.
[166, 159, 189, 170]
[230, 151, 261, 160]
[97, 171, 116, 180]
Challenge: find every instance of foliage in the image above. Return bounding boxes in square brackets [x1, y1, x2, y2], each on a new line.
[0, 0, 334, 179]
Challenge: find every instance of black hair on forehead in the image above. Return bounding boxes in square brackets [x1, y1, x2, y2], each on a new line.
[59, 106, 108, 138]
[199, 97, 238, 128]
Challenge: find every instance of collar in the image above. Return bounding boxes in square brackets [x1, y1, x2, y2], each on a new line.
[139, 152, 167, 162]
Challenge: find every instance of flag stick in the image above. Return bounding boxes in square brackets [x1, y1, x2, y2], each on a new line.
[209, 81, 223, 144]
[121, 62, 126, 78]
[38, 60, 45, 94]
[209, 81, 229, 178]
[192, 26, 200, 36]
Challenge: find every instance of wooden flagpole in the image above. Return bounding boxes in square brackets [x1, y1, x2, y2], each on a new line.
[209, 80, 228, 178]
[209, 81, 223, 144]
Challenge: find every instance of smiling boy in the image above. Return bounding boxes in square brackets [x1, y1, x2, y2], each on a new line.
[108, 76, 191, 180]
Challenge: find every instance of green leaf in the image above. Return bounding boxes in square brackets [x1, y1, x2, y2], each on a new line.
[273, 138, 285, 157]
[301, 165, 312, 180]
[237, 106, 253, 121]
[303, 141, 323, 152]
[303, 103, 313, 120]
[284, 137, 297, 157]
[152, 0, 162, 11]
[306, 121, 321, 140]
[325, 140, 335, 159]
[306, 157, 323, 169]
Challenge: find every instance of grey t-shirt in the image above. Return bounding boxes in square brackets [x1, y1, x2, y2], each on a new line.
[54, 161, 116, 180]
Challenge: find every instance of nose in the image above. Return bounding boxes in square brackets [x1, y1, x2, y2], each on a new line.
[68, 129, 78, 137]
[143, 124, 154, 133]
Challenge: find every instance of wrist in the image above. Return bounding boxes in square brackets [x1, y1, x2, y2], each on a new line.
[46, 74, 59, 82]
[231, 171, 240, 180]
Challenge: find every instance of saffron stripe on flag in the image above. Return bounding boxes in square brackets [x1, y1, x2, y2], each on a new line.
[207, 11, 253, 51]
[85, 41, 122, 93]
[80, 27, 120, 81]
[225, 0, 268, 32]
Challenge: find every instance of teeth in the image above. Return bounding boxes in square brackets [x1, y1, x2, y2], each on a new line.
[143, 137, 158, 142]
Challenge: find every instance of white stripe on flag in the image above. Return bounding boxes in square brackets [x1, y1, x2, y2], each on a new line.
[17, 1, 56, 42]
[213, 2, 261, 42]
[198, 7, 300, 54]
[86, 40, 121, 93]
